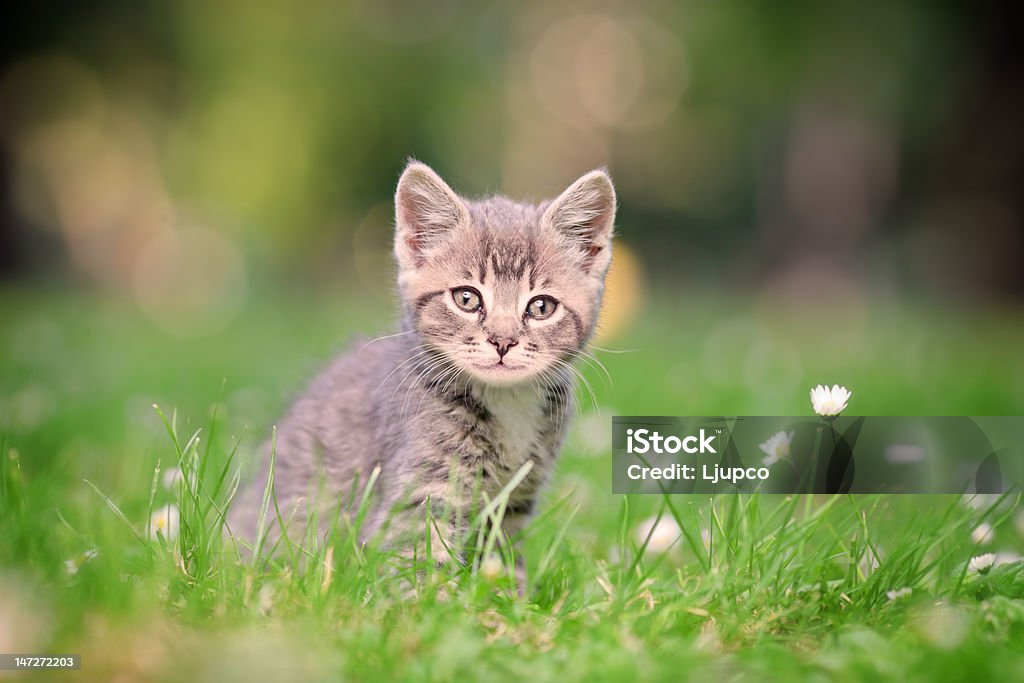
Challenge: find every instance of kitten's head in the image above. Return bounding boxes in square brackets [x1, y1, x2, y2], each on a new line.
[394, 161, 616, 387]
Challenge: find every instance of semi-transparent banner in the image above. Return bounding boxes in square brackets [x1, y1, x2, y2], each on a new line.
[611, 416, 1024, 494]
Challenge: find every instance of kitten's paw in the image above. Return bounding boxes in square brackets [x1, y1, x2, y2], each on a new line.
[514, 557, 529, 598]
[479, 554, 528, 598]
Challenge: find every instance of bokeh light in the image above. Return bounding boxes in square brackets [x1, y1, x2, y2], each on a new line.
[595, 240, 644, 342]
[133, 227, 248, 337]
[0, 1, 1020, 327]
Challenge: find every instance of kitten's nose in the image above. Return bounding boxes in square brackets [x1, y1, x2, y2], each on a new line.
[487, 335, 518, 360]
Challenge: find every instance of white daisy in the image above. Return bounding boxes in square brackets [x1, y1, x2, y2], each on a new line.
[148, 504, 180, 542]
[968, 553, 996, 574]
[759, 430, 795, 466]
[886, 587, 912, 601]
[810, 384, 852, 417]
[64, 548, 99, 576]
[635, 515, 682, 554]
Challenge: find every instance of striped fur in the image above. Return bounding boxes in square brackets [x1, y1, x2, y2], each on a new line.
[230, 161, 616, 568]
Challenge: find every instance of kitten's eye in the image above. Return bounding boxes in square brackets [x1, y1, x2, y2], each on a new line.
[526, 296, 558, 320]
[451, 287, 482, 313]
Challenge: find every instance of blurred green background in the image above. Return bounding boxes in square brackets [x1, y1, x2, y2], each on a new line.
[1, 0, 1023, 469]
[2, 0, 1023, 300]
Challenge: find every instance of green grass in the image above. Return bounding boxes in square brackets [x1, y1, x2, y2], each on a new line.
[2, 284, 1024, 682]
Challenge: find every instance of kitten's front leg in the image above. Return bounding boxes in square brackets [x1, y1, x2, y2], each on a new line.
[406, 495, 470, 569]
[500, 498, 535, 593]
[380, 460, 474, 572]
[380, 454, 535, 594]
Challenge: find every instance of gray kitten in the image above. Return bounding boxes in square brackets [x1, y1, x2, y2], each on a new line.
[229, 161, 616, 569]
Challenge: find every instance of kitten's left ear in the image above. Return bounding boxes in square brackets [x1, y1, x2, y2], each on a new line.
[542, 169, 616, 274]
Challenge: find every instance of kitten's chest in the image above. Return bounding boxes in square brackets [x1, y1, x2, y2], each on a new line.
[478, 387, 550, 469]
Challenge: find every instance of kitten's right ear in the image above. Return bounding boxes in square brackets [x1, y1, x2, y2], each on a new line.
[394, 161, 469, 269]
[542, 169, 616, 274]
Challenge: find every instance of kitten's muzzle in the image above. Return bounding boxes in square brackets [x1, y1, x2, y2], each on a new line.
[487, 335, 518, 360]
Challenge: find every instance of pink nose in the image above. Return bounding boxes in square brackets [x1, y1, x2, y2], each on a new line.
[487, 336, 518, 359]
